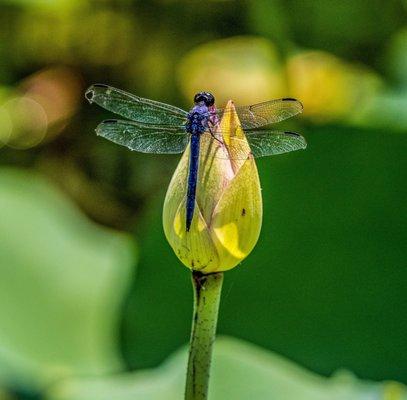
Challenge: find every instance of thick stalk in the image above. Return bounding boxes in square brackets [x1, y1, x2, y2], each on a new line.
[185, 271, 224, 400]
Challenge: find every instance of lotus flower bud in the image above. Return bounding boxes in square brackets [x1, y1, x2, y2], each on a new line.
[163, 101, 262, 273]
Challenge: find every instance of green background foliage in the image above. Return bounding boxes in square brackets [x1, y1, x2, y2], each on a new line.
[0, 0, 406, 399]
[124, 126, 407, 383]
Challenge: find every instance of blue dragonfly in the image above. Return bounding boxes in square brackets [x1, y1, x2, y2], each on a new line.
[85, 84, 306, 231]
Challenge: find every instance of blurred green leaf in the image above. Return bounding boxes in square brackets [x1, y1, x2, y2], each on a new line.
[250, 0, 405, 64]
[47, 336, 407, 400]
[0, 0, 83, 11]
[0, 389, 14, 400]
[387, 28, 407, 88]
[0, 168, 137, 390]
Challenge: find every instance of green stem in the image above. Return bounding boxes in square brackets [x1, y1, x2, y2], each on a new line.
[185, 271, 224, 400]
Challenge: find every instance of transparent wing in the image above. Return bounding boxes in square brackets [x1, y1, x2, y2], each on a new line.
[246, 130, 307, 157]
[203, 130, 306, 160]
[96, 119, 189, 154]
[213, 98, 303, 129]
[86, 84, 188, 125]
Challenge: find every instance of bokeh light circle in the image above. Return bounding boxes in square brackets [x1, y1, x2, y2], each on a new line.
[177, 36, 287, 107]
[4, 97, 48, 149]
[0, 107, 12, 148]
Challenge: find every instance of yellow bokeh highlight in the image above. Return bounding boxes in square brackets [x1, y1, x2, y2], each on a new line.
[177, 36, 287, 107]
[178, 37, 383, 125]
[3, 97, 48, 149]
[384, 381, 405, 400]
[287, 50, 382, 122]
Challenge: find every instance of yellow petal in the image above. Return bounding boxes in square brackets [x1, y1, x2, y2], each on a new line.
[195, 133, 234, 224]
[162, 145, 190, 214]
[164, 196, 219, 272]
[210, 156, 262, 272]
[216, 100, 251, 175]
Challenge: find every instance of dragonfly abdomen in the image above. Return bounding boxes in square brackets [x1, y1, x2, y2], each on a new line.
[186, 133, 200, 232]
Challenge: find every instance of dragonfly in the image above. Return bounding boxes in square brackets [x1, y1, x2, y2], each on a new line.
[85, 84, 306, 231]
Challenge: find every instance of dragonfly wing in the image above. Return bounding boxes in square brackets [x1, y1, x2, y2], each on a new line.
[86, 84, 188, 125]
[245, 130, 307, 157]
[96, 119, 189, 154]
[215, 98, 303, 129]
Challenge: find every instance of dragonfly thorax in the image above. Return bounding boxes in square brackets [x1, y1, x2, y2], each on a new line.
[185, 105, 209, 135]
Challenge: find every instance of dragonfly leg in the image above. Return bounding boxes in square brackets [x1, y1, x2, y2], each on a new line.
[207, 125, 224, 146]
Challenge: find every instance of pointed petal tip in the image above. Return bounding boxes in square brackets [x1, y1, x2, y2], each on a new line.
[225, 99, 235, 108]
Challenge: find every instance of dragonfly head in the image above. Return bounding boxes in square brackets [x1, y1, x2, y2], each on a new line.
[194, 92, 215, 107]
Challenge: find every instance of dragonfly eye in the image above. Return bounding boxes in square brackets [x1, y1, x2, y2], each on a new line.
[194, 92, 215, 107]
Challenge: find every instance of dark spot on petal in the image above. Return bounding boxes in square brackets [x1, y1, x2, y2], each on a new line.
[241, 208, 246, 216]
